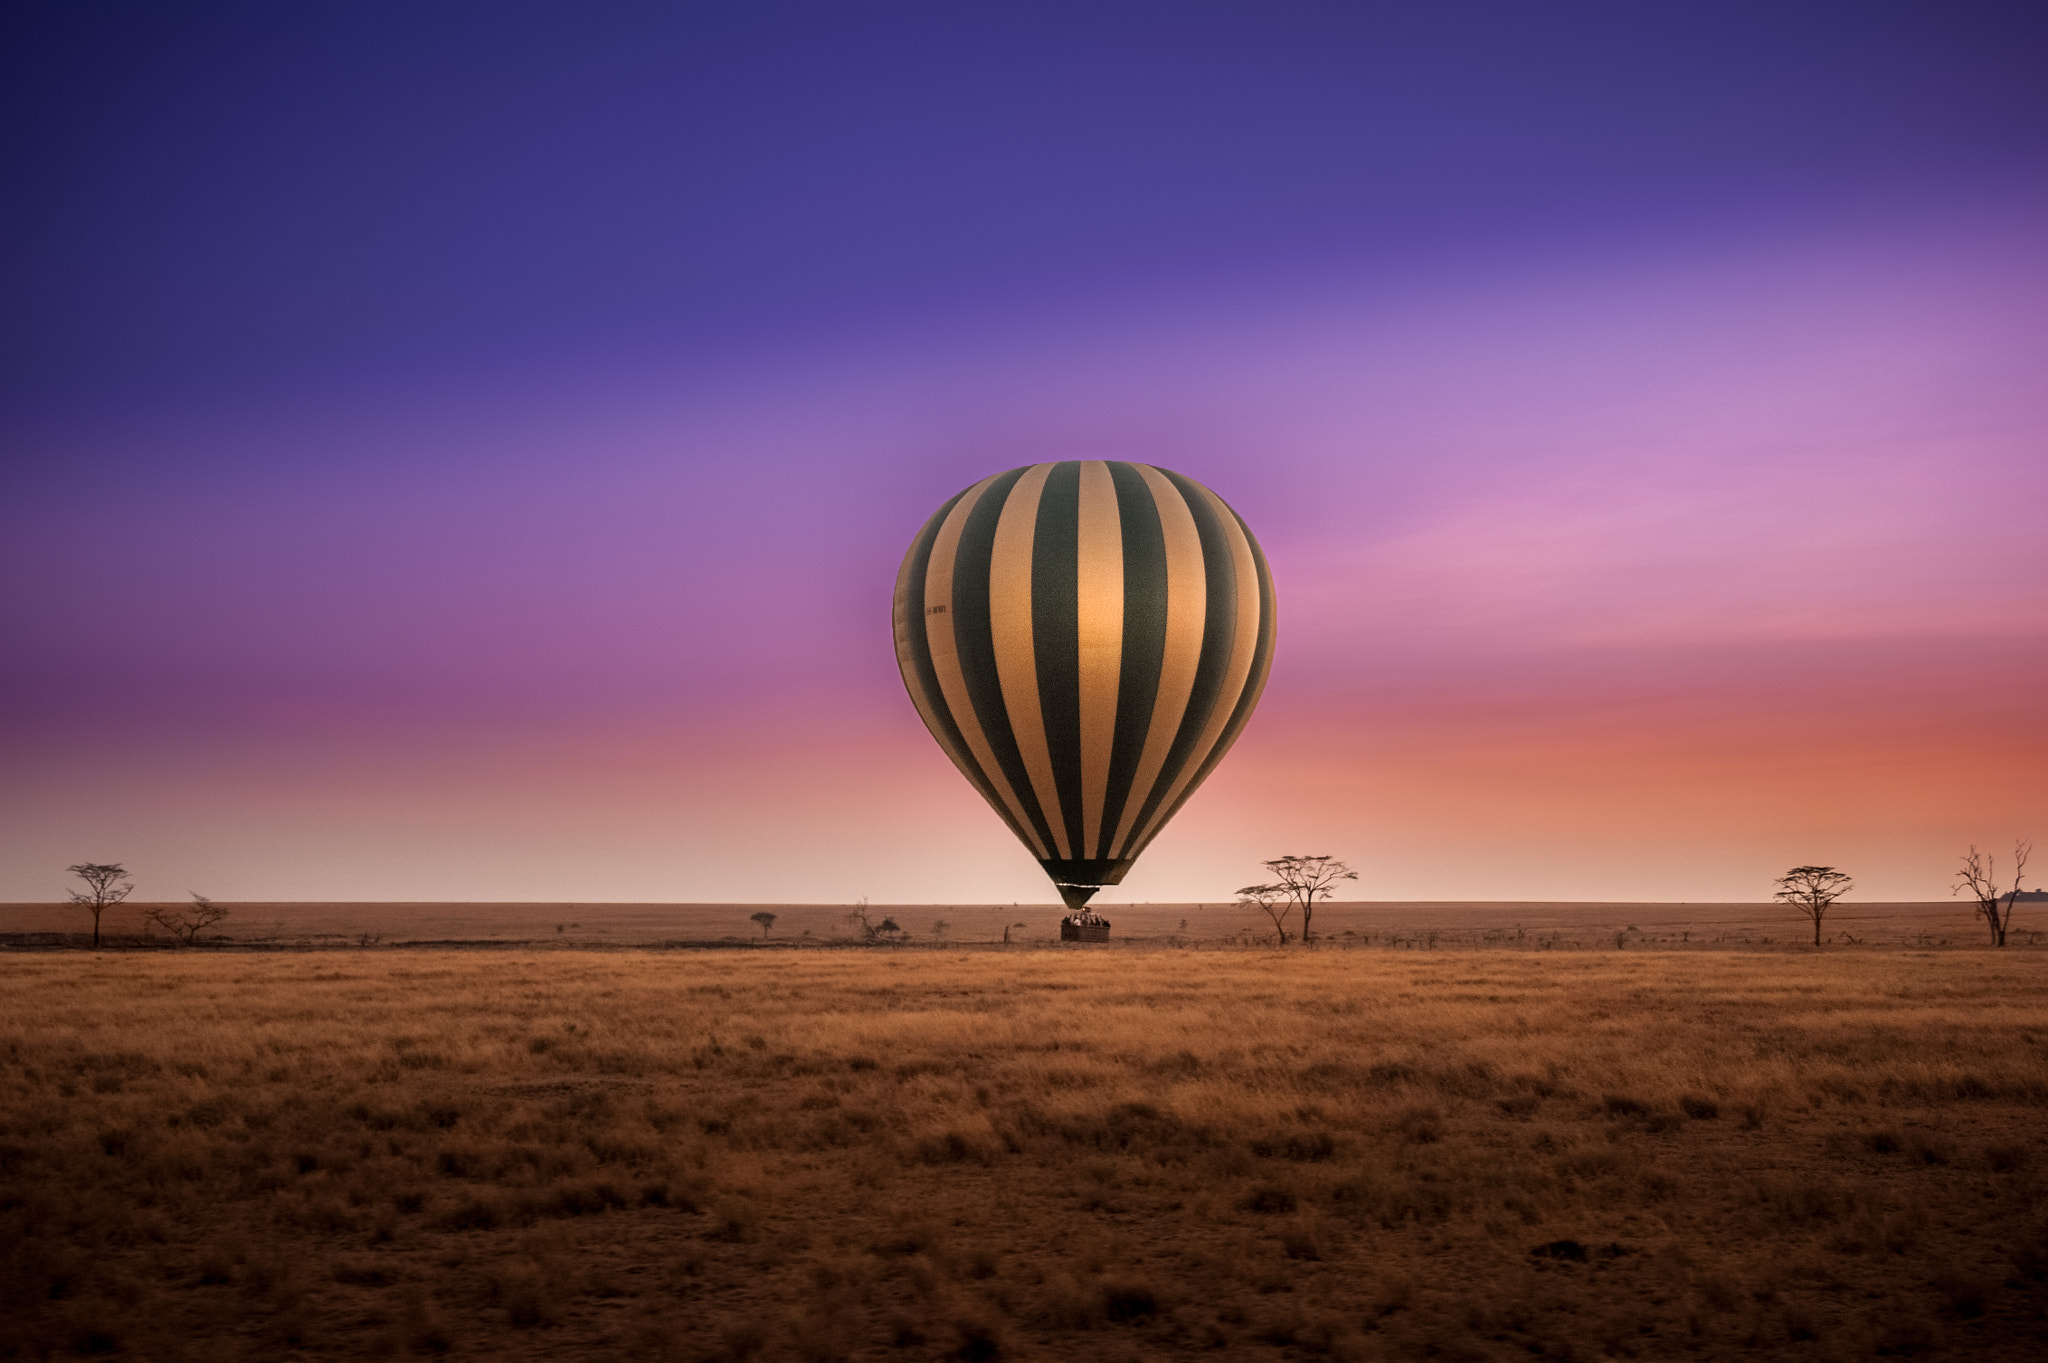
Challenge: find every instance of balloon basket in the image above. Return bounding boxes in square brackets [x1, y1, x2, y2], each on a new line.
[1060, 913, 1111, 943]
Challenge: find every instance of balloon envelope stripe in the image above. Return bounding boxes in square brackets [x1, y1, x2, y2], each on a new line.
[893, 491, 999, 827]
[1117, 469, 1243, 853]
[1130, 499, 1277, 862]
[988, 463, 1072, 860]
[1106, 464, 1207, 859]
[1073, 460, 1124, 859]
[1029, 461, 1087, 862]
[948, 466, 1062, 860]
[1097, 460, 1169, 869]
[1125, 472, 1270, 859]
[919, 473, 1050, 858]
[1130, 521, 1269, 859]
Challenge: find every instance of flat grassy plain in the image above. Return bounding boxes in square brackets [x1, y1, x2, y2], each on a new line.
[5, 946, 2047, 1361]
[0, 897, 2016, 950]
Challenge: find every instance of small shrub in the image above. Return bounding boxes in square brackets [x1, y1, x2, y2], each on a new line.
[433, 1196, 502, 1232]
[1985, 1143, 2029, 1173]
[1393, 1105, 1444, 1144]
[952, 1318, 1003, 1361]
[1251, 1130, 1335, 1162]
[718, 1320, 768, 1358]
[870, 1222, 938, 1256]
[1101, 1283, 1158, 1321]
[1872, 1312, 1937, 1355]
[1281, 1226, 1323, 1261]
[499, 1270, 557, 1329]
[1241, 1185, 1297, 1215]
[1932, 1269, 1988, 1319]
[1782, 1304, 1820, 1342]
[1908, 1135, 1952, 1166]
[1679, 1095, 1719, 1120]
[706, 1201, 758, 1243]
[916, 1131, 974, 1164]
[1532, 1239, 1588, 1262]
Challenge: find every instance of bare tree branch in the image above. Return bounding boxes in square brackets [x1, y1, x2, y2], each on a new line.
[1235, 883, 1292, 944]
[1955, 840, 2033, 946]
[142, 893, 229, 947]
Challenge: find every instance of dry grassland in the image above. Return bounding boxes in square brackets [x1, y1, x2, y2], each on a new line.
[0, 897, 2005, 951]
[4, 948, 2047, 1361]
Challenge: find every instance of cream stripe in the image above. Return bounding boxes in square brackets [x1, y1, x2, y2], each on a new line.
[1074, 460, 1123, 858]
[988, 463, 1070, 860]
[1127, 481, 1264, 856]
[1107, 464, 1207, 857]
[892, 519, 984, 808]
[924, 475, 1049, 858]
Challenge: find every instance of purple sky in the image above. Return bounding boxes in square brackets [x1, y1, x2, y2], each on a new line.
[4, 3, 2045, 904]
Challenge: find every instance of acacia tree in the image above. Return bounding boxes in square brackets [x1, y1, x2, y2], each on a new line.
[1263, 855, 1357, 944]
[1773, 866, 1853, 946]
[67, 862, 133, 948]
[1955, 841, 2031, 947]
[749, 910, 778, 940]
[144, 893, 230, 947]
[1236, 883, 1293, 944]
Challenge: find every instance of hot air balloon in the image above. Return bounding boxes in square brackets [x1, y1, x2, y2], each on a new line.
[893, 462, 1276, 940]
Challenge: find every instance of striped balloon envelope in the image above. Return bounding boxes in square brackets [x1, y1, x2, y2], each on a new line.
[893, 461, 1276, 915]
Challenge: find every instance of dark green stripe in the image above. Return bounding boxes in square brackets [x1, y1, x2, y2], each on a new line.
[1119, 468, 1240, 846]
[949, 465, 1060, 857]
[1097, 460, 1167, 858]
[895, 487, 1030, 844]
[1126, 503, 1276, 859]
[1031, 461, 1086, 860]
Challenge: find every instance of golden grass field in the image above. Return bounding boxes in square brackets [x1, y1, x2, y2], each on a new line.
[0, 896, 2019, 951]
[4, 944, 2047, 1361]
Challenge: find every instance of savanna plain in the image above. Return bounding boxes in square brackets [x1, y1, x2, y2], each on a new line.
[5, 941, 2047, 1362]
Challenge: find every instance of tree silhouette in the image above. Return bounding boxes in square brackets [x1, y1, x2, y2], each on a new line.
[1261, 855, 1358, 944]
[843, 902, 904, 943]
[1955, 841, 2031, 946]
[144, 893, 230, 947]
[67, 863, 132, 948]
[844, 900, 877, 941]
[749, 910, 778, 940]
[1773, 866, 1853, 946]
[1235, 883, 1294, 944]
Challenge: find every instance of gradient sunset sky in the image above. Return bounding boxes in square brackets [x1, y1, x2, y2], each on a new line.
[4, 3, 2044, 906]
